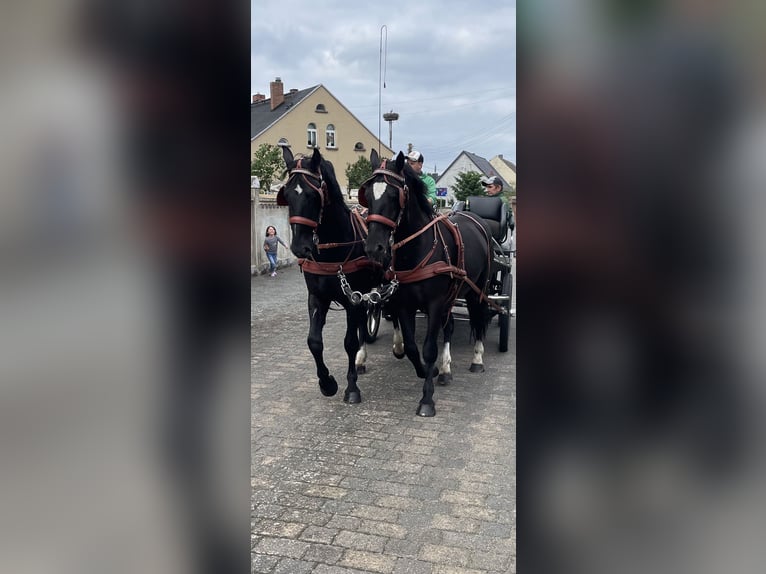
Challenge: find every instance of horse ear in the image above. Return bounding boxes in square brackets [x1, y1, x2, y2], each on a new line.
[395, 151, 405, 172]
[370, 149, 380, 170]
[282, 145, 294, 167]
[276, 186, 288, 206]
[357, 185, 368, 208]
[310, 147, 321, 172]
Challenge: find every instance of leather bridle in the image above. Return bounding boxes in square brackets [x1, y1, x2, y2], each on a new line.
[363, 161, 409, 232]
[282, 157, 328, 229]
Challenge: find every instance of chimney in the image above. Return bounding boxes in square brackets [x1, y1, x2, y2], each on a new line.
[270, 77, 284, 111]
[252, 93, 265, 103]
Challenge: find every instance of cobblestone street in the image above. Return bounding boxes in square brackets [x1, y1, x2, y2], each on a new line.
[252, 264, 516, 573]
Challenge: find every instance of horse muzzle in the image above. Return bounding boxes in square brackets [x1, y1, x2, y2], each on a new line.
[365, 242, 390, 268]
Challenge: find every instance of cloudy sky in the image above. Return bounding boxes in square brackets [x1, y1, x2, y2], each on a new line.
[251, 0, 516, 174]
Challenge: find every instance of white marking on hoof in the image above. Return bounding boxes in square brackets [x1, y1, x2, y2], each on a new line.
[355, 343, 368, 370]
[471, 340, 485, 366]
[439, 342, 452, 375]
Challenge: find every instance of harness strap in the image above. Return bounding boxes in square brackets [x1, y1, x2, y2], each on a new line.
[289, 215, 319, 229]
[391, 213, 447, 251]
[352, 209, 368, 236]
[299, 256, 379, 276]
[316, 211, 367, 250]
[367, 213, 398, 229]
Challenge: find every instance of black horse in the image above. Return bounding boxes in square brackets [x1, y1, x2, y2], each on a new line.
[277, 147, 381, 403]
[360, 150, 493, 416]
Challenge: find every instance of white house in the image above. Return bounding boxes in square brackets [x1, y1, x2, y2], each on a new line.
[435, 151, 513, 205]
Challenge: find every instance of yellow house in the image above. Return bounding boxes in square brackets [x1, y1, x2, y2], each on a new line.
[252, 78, 394, 192]
[489, 154, 516, 191]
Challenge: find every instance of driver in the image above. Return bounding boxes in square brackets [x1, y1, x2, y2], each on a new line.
[406, 150, 438, 208]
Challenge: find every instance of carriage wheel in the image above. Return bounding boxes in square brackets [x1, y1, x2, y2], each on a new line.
[366, 304, 382, 343]
[498, 272, 512, 352]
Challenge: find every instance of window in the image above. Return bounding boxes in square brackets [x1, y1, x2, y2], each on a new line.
[326, 124, 336, 148]
[315, 104, 327, 113]
[354, 142, 366, 152]
[277, 137, 290, 148]
[307, 123, 317, 147]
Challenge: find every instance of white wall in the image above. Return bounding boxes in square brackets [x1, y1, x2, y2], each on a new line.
[435, 154, 482, 205]
[251, 196, 295, 275]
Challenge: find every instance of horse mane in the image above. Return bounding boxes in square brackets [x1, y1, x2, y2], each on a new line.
[319, 158, 349, 212]
[403, 163, 434, 217]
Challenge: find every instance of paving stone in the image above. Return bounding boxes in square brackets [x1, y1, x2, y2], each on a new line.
[440, 490, 488, 507]
[253, 537, 311, 559]
[392, 558, 434, 574]
[358, 519, 408, 539]
[351, 504, 400, 522]
[468, 549, 514, 572]
[339, 550, 397, 574]
[251, 552, 279, 573]
[430, 514, 481, 533]
[431, 566, 484, 574]
[254, 519, 306, 538]
[334, 530, 388, 553]
[313, 564, 377, 574]
[303, 544, 344, 565]
[418, 544, 470, 567]
[273, 557, 315, 574]
[279, 508, 334, 527]
[299, 525, 339, 545]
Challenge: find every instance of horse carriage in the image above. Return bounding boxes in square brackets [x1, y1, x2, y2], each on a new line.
[277, 146, 513, 417]
[449, 195, 515, 352]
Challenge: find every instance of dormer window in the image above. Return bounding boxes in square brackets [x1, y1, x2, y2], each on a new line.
[315, 104, 327, 113]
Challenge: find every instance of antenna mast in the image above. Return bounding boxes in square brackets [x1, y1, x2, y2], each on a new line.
[379, 24, 388, 157]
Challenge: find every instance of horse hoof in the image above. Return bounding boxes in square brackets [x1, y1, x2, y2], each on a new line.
[319, 376, 338, 396]
[416, 403, 436, 417]
[437, 373, 452, 386]
[469, 363, 485, 373]
[393, 350, 405, 360]
[356, 364, 366, 375]
[344, 390, 362, 404]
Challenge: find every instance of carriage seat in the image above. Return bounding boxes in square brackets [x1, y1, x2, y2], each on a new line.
[463, 195, 509, 244]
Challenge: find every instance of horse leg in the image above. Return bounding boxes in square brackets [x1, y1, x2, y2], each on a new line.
[417, 311, 443, 417]
[469, 340, 485, 373]
[354, 320, 368, 374]
[437, 312, 454, 385]
[391, 315, 405, 359]
[307, 295, 338, 396]
[466, 295, 489, 373]
[343, 307, 365, 404]
[397, 310, 431, 379]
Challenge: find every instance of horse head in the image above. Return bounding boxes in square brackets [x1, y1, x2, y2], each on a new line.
[278, 146, 326, 259]
[359, 149, 406, 267]
[362, 149, 432, 268]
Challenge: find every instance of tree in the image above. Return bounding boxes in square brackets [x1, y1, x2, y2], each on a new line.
[345, 156, 373, 193]
[452, 171, 483, 202]
[251, 143, 283, 191]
